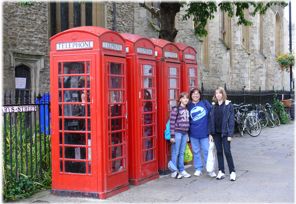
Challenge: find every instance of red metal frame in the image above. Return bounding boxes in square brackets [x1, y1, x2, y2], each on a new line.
[150, 38, 181, 174]
[121, 33, 159, 185]
[50, 26, 128, 199]
[175, 43, 198, 92]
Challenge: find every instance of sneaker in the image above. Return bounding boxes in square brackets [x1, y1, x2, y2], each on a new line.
[207, 171, 217, 178]
[194, 170, 202, 177]
[180, 170, 191, 178]
[176, 173, 183, 179]
[216, 170, 225, 180]
[171, 171, 178, 178]
[230, 172, 236, 181]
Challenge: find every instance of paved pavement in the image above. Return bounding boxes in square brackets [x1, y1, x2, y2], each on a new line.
[17, 123, 295, 203]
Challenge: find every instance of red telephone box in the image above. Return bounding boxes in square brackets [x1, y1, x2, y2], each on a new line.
[175, 43, 198, 92]
[121, 33, 159, 185]
[150, 38, 181, 174]
[50, 26, 129, 199]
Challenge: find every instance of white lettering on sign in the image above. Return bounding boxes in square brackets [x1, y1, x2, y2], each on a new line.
[164, 51, 178, 59]
[136, 47, 153, 55]
[102, 42, 123, 51]
[185, 54, 195, 60]
[2, 105, 37, 113]
[56, 41, 94, 50]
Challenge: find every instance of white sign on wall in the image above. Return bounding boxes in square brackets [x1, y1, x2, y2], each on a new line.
[15, 77, 26, 89]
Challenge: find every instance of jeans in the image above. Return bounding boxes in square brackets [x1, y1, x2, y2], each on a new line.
[171, 132, 188, 172]
[190, 137, 209, 172]
[213, 134, 235, 173]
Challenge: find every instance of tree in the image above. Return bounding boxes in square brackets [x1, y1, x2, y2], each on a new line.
[140, 1, 287, 42]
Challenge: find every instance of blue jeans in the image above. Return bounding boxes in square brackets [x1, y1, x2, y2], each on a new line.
[171, 132, 188, 172]
[190, 136, 209, 171]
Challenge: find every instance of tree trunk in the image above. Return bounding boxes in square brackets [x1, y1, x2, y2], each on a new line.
[159, 3, 181, 42]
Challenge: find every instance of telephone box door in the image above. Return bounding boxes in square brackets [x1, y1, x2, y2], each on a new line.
[103, 56, 129, 192]
[51, 55, 97, 192]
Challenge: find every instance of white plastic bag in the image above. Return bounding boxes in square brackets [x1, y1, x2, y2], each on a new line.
[206, 141, 216, 172]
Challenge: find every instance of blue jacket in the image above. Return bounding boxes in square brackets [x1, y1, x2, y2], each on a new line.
[188, 100, 211, 139]
[209, 100, 235, 137]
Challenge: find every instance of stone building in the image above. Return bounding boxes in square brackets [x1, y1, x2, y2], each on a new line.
[3, 2, 290, 93]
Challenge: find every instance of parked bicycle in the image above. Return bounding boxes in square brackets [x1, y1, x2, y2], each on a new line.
[265, 103, 280, 127]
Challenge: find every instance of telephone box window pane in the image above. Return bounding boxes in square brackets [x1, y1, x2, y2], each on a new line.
[87, 119, 91, 131]
[65, 161, 86, 173]
[143, 126, 153, 137]
[88, 162, 91, 174]
[58, 77, 63, 88]
[143, 101, 153, 112]
[64, 90, 81, 102]
[144, 150, 153, 161]
[110, 91, 123, 103]
[111, 132, 123, 145]
[60, 160, 63, 172]
[170, 100, 177, 109]
[64, 76, 84, 88]
[112, 159, 123, 173]
[110, 104, 122, 116]
[143, 65, 152, 76]
[143, 89, 153, 99]
[189, 68, 196, 77]
[86, 62, 90, 74]
[59, 133, 63, 144]
[190, 79, 196, 87]
[60, 147, 63, 158]
[110, 63, 122, 75]
[59, 105, 62, 116]
[169, 79, 177, 88]
[143, 78, 153, 88]
[64, 104, 84, 116]
[65, 147, 86, 159]
[143, 138, 153, 149]
[112, 145, 122, 158]
[64, 118, 84, 132]
[169, 67, 177, 76]
[58, 91, 63, 102]
[110, 77, 123, 88]
[64, 62, 85, 74]
[143, 114, 153, 124]
[58, 63, 62, 74]
[111, 118, 123, 131]
[169, 90, 177, 100]
[64, 133, 86, 145]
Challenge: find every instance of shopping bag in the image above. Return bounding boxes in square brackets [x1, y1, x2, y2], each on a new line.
[184, 144, 193, 163]
[206, 141, 216, 172]
[164, 120, 171, 140]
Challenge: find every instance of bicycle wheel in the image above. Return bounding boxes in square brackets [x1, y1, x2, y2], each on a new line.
[258, 110, 268, 128]
[246, 115, 262, 137]
[272, 111, 281, 126]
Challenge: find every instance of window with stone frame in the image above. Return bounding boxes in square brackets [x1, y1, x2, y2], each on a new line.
[49, 2, 105, 36]
[242, 9, 250, 51]
[219, 10, 232, 49]
[275, 13, 282, 56]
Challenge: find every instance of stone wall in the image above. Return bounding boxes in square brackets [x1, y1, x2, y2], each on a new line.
[3, 2, 49, 93]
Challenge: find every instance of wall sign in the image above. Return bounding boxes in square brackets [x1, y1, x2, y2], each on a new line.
[15, 77, 27, 89]
[2, 105, 37, 113]
[56, 41, 94, 50]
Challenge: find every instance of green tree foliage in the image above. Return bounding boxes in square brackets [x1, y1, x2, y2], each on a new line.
[141, 1, 287, 41]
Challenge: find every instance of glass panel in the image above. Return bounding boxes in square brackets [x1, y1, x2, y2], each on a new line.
[59, 133, 63, 144]
[143, 114, 153, 124]
[169, 79, 177, 88]
[143, 126, 153, 137]
[64, 147, 86, 159]
[58, 63, 62, 74]
[143, 101, 153, 112]
[59, 105, 62, 116]
[88, 162, 91, 173]
[87, 119, 91, 131]
[110, 63, 122, 75]
[143, 65, 152, 76]
[169, 67, 177, 76]
[144, 150, 153, 161]
[143, 77, 153, 88]
[190, 79, 196, 87]
[64, 90, 81, 102]
[60, 160, 63, 172]
[64, 104, 84, 116]
[65, 161, 86, 173]
[143, 138, 153, 149]
[170, 100, 177, 109]
[110, 91, 123, 103]
[64, 62, 85, 74]
[110, 77, 123, 88]
[110, 104, 123, 116]
[111, 118, 123, 131]
[64, 76, 84, 88]
[86, 62, 90, 74]
[112, 159, 123, 173]
[143, 89, 153, 99]
[169, 89, 177, 100]
[63, 119, 85, 131]
[60, 147, 63, 158]
[189, 68, 196, 77]
[112, 145, 123, 158]
[112, 132, 123, 144]
[64, 133, 86, 145]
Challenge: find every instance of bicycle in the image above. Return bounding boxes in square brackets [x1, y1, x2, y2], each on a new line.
[265, 103, 280, 127]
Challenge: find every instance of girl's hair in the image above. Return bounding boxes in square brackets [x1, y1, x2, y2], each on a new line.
[177, 92, 189, 106]
[212, 87, 227, 103]
[189, 88, 203, 101]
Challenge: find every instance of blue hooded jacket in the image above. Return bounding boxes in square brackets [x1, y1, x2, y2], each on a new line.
[188, 100, 211, 139]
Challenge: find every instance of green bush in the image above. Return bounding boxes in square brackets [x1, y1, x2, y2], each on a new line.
[273, 98, 290, 124]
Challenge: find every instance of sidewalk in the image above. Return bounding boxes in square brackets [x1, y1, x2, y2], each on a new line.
[18, 123, 295, 203]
